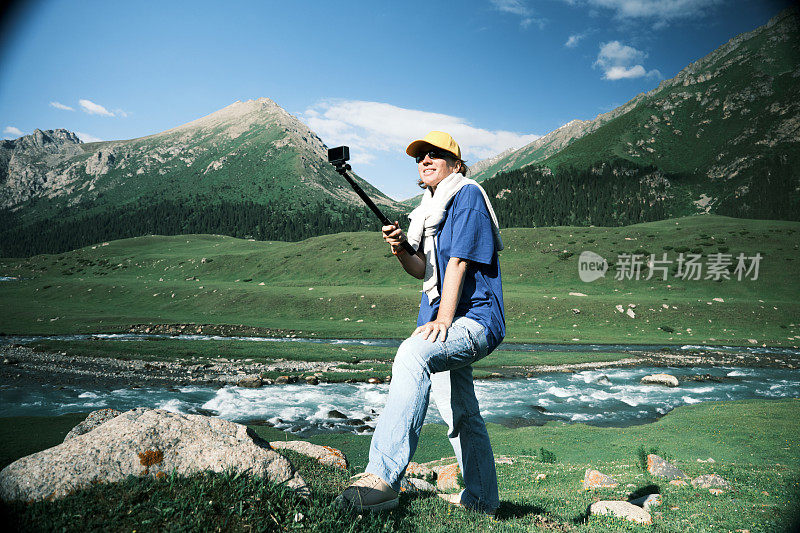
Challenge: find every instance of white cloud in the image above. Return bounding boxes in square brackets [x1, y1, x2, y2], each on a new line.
[490, 0, 546, 29]
[303, 100, 540, 165]
[113, 108, 130, 118]
[75, 131, 103, 143]
[79, 99, 114, 116]
[593, 40, 661, 80]
[3, 126, 23, 136]
[598, 40, 645, 64]
[520, 17, 547, 29]
[564, 0, 722, 27]
[565, 33, 586, 48]
[50, 101, 75, 111]
[604, 65, 646, 79]
[491, 0, 531, 16]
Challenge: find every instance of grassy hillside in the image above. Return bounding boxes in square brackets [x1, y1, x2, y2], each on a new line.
[467, 8, 800, 223]
[1, 215, 798, 346]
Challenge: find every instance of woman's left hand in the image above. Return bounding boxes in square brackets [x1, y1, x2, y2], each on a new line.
[412, 320, 452, 342]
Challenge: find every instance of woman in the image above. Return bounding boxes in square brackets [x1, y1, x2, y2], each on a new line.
[335, 131, 505, 515]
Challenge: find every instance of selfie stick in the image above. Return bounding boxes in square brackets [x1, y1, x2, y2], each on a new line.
[327, 146, 416, 257]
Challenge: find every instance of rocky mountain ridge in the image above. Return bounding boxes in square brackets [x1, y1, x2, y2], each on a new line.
[0, 98, 403, 256]
[0, 129, 85, 207]
[469, 6, 800, 192]
[2, 98, 395, 212]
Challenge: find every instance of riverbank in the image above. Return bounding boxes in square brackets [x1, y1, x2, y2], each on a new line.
[3, 338, 799, 392]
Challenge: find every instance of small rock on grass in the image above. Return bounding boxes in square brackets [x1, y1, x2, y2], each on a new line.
[583, 468, 618, 489]
[494, 455, 514, 465]
[691, 473, 731, 489]
[405, 462, 434, 480]
[647, 453, 689, 480]
[629, 493, 663, 511]
[269, 441, 348, 470]
[435, 463, 461, 491]
[647, 454, 689, 480]
[590, 500, 652, 525]
[400, 477, 437, 494]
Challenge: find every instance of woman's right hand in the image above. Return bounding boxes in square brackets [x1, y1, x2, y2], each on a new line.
[382, 220, 406, 250]
[383, 220, 425, 278]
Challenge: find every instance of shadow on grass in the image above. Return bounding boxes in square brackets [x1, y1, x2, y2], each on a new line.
[494, 500, 545, 520]
[627, 483, 660, 500]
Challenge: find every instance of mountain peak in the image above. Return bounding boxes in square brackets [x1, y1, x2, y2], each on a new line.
[4, 128, 82, 152]
[163, 97, 288, 134]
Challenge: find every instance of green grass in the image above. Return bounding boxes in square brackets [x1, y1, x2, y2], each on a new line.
[1, 215, 799, 347]
[1, 398, 798, 531]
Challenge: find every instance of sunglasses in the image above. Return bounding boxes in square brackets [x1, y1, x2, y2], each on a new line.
[415, 150, 452, 164]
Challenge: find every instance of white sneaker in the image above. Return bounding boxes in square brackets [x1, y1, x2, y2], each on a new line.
[334, 473, 399, 512]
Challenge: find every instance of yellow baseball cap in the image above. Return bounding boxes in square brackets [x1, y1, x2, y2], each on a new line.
[406, 131, 462, 160]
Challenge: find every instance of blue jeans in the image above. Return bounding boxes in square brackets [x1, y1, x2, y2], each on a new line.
[365, 316, 499, 513]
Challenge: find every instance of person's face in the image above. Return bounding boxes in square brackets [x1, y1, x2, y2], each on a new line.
[417, 149, 459, 189]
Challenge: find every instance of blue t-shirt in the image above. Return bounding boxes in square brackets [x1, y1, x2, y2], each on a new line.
[417, 184, 506, 353]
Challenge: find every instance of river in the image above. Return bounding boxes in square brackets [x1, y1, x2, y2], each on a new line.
[2, 364, 797, 436]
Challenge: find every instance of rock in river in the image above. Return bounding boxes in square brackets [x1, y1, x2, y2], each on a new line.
[640, 373, 679, 387]
[237, 375, 263, 388]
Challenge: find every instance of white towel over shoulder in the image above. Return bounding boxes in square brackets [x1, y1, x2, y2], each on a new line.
[405, 173, 503, 304]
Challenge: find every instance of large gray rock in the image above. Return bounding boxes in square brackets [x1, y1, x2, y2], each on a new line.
[590, 500, 652, 524]
[63, 408, 122, 441]
[268, 440, 348, 470]
[0, 408, 307, 502]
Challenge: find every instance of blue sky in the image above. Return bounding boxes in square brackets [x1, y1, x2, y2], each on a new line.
[0, 0, 792, 200]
